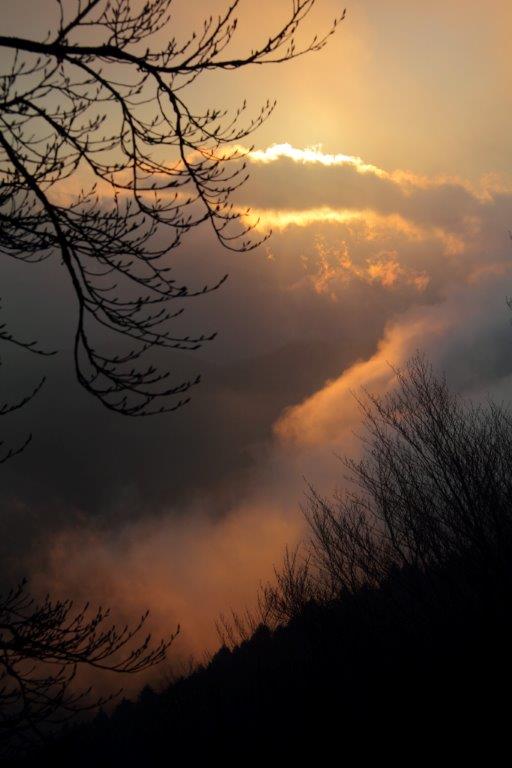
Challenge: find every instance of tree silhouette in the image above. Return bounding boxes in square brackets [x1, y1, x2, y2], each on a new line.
[0, 2, 345, 752]
[0, 0, 344, 415]
[0, 579, 178, 756]
[217, 354, 512, 640]
[13, 357, 512, 762]
[49, 358, 512, 759]
[261, 354, 512, 622]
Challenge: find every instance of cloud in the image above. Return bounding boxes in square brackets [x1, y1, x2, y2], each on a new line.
[27, 261, 512, 679]
[245, 204, 465, 255]
[240, 144, 512, 276]
[276, 267, 512, 449]
[248, 143, 390, 175]
[5, 144, 512, 676]
[247, 143, 512, 198]
[299, 238, 430, 299]
[30, 499, 304, 667]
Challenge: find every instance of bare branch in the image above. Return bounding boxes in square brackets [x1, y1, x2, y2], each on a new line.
[0, 0, 344, 414]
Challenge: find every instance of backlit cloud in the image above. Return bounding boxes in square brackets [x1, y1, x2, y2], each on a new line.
[248, 142, 388, 176]
[5, 143, 512, 672]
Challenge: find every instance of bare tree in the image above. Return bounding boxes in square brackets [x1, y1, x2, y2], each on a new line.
[0, 375, 44, 465]
[262, 355, 512, 622]
[0, 2, 345, 748]
[216, 545, 317, 648]
[0, 578, 178, 754]
[0, 0, 344, 415]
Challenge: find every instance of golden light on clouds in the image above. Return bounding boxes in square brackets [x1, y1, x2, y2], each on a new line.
[5, 0, 512, 711]
[246, 143, 512, 200]
[244, 205, 465, 257]
[22, 133, 512, 670]
[274, 313, 449, 449]
[248, 142, 387, 176]
[303, 239, 430, 297]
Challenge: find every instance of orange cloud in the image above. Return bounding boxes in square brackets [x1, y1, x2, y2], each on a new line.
[33, 501, 304, 668]
[274, 262, 512, 451]
[23, 142, 512, 690]
[301, 239, 430, 298]
[274, 313, 445, 448]
[243, 206, 466, 257]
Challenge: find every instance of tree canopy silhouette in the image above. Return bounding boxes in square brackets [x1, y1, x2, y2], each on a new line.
[0, 0, 344, 415]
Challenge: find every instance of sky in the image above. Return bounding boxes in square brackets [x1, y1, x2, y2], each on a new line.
[2, 0, 512, 679]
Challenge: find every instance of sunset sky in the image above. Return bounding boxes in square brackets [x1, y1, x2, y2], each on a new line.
[2, 0, 512, 672]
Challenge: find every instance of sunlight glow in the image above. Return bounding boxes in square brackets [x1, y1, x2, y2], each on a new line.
[243, 206, 465, 256]
[248, 143, 387, 177]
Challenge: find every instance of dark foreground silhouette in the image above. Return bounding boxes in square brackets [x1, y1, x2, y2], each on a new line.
[19, 560, 509, 763]
[12, 357, 512, 761]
